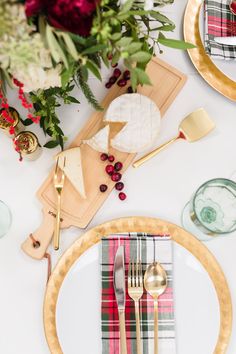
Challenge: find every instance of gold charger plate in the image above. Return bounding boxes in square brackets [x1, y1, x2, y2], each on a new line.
[184, 0, 236, 101]
[44, 217, 232, 354]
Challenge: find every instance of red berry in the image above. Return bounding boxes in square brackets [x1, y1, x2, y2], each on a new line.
[119, 192, 127, 201]
[114, 162, 123, 171]
[113, 68, 121, 78]
[107, 53, 113, 60]
[111, 172, 122, 182]
[108, 155, 115, 162]
[112, 63, 118, 68]
[117, 79, 127, 87]
[100, 153, 108, 161]
[127, 86, 133, 94]
[109, 76, 117, 84]
[105, 82, 112, 89]
[100, 184, 108, 192]
[105, 165, 114, 175]
[123, 70, 131, 81]
[115, 182, 124, 191]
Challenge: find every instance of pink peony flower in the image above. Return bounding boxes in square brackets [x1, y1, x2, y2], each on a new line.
[25, 0, 99, 36]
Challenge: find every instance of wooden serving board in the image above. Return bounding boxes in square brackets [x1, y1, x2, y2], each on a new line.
[22, 57, 187, 259]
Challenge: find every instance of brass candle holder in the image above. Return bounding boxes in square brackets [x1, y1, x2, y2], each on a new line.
[0, 107, 24, 136]
[14, 131, 42, 161]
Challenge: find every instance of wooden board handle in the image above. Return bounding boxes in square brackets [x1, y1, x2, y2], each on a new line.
[21, 208, 57, 260]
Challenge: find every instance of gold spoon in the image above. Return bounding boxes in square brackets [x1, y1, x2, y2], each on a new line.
[144, 262, 168, 354]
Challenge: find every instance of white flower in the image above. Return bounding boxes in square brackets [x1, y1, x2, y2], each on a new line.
[12, 65, 62, 92]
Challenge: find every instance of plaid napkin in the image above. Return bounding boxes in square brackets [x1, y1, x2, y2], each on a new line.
[101, 233, 176, 354]
[205, 0, 236, 59]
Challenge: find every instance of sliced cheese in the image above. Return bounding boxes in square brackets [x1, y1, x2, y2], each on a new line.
[83, 125, 110, 153]
[104, 93, 161, 153]
[57, 147, 86, 199]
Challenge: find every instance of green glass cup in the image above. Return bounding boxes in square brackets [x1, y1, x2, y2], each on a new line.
[182, 178, 236, 241]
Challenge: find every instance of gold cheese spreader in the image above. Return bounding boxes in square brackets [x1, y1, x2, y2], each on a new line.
[133, 108, 215, 168]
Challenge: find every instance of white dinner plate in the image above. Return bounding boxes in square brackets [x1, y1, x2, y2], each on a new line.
[44, 217, 232, 354]
[55, 242, 219, 354]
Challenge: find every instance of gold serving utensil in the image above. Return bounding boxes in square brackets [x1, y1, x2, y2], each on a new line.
[133, 108, 215, 168]
[128, 260, 143, 354]
[53, 157, 66, 251]
[144, 262, 168, 354]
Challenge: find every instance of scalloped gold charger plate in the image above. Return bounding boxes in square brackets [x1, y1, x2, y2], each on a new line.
[184, 0, 236, 101]
[44, 217, 232, 354]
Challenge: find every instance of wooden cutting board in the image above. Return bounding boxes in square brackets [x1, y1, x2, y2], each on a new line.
[22, 57, 187, 259]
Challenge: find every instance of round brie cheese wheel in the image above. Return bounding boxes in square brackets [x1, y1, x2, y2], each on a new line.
[104, 93, 161, 153]
[83, 125, 110, 153]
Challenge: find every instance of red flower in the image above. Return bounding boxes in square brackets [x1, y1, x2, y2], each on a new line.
[25, 0, 99, 36]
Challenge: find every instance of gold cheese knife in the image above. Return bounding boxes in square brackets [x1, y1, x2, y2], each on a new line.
[133, 108, 215, 168]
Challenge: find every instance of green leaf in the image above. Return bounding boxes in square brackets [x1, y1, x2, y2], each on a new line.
[61, 66, 74, 89]
[60, 33, 79, 60]
[76, 69, 103, 111]
[82, 44, 107, 54]
[111, 50, 120, 66]
[67, 96, 80, 104]
[86, 60, 102, 81]
[120, 0, 134, 13]
[154, 24, 175, 31]
[150, 11, 174, 24]
[110, 33, 122, 41]
[117, 37, 133, 48]
[46, 25, 69, 68]
[130, 51, 152, 63]
[22, 118, 34, 126]
[158, 37, 196, 49]
[127, 42, 143, 54]
[80, 65, 89, 82]
[44, 140, 59, 148]
[134, 68, 152, 85]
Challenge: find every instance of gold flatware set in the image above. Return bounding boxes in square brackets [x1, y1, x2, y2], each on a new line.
[114, 247, 168, 354]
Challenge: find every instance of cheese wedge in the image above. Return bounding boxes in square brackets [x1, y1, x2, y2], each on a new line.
[104, 93, 161, 153]
[83, 125, 110, 153]
[57, 147, 86, 199]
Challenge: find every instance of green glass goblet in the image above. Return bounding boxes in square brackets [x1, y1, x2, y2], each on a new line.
[182, 178, 236, 241]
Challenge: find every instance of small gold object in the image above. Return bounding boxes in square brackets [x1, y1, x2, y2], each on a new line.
[53, 157, 66, 251]
[0, 107, 24, 136]
[128, 260, 143, 354]
[144, 262, 168, 354]
[14, 131, 41, 160]
[133, 108, 215, 168]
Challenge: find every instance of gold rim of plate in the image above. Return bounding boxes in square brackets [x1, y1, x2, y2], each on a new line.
[184, 0, 236, 101]
[44, 217, 232, 354]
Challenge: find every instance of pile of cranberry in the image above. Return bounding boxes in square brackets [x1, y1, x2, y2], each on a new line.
[100, 153, 127, 201]
[105, 68, 132, 90]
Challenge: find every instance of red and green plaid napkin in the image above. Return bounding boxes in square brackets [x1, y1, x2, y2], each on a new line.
[205, 0, 236, 59]
[101, 233, 175, 354]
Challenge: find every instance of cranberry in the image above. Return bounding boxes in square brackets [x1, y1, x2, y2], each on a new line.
[113, 68, 121, 78]
[115, 182, 124, 191]
[105, 165, 114, 175]
[105, 82, 112, 89]
[109, 76, 117, 84]
[119, 192, 127, 201]
[114, 162, 123, 171]
[108, 155, 115, 162]
[111, 172, 122, 182]
[107, 53, 113, 60]
[100, 184, 108, 192]
[123, 70, 131, 81]
[112, 63, 118, 68]
[117, 79, 127, 87]
[100, 153, 108, 161]
[127, 86, 133, 94]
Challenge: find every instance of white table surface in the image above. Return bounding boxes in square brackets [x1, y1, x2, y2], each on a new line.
[0, 1, 236, 353]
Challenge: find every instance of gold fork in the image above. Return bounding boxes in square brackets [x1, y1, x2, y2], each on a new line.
[53, 157, 66, 251]
[128, 260, 143, 354]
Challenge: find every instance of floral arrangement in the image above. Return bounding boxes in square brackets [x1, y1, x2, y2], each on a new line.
[0, 0, 193, 150]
